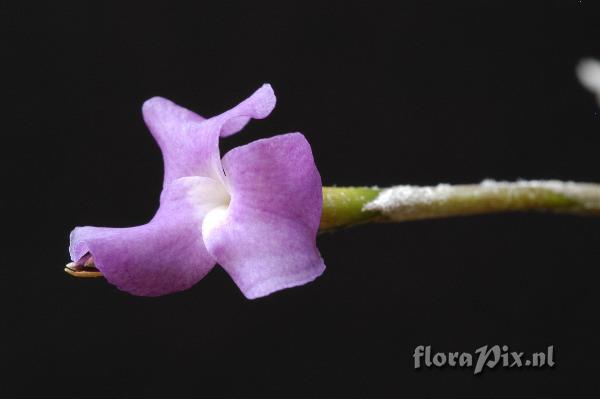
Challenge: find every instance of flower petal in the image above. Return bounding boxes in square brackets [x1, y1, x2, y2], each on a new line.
[142, 84, 276, 185]
[202, 133, 325, 299]
[69, 177, 227, 296]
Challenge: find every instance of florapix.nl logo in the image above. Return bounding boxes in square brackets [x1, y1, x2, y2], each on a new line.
[413, 345, 555, 375]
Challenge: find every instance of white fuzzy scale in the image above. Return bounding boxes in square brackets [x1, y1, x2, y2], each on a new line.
[364, 179, 600, 216]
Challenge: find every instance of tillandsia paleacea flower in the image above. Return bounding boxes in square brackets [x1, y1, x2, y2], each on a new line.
[67, 84, 325, 299]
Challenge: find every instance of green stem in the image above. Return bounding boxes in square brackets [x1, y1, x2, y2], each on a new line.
[319, 180, 600, 231]
[320, 186, 382, 231]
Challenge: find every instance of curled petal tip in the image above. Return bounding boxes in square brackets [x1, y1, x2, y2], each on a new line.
[219, 83, 277, 137]
[250, 83, 276, 119]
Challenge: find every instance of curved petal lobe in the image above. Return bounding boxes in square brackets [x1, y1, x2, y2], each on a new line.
[142, 84, 276, 185]
[202, 133, 325, 299]
[69, 177, 225, 296]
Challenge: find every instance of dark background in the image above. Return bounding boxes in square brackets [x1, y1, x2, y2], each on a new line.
[3, 1, 600, 397]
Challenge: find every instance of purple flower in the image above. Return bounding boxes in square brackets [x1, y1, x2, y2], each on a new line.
[68, 84, 325, 299]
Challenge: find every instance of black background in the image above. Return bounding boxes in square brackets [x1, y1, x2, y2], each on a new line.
[3, 1, 600, 397]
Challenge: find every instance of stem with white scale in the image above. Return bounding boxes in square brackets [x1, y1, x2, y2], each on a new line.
[319, 180, 600, 231]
